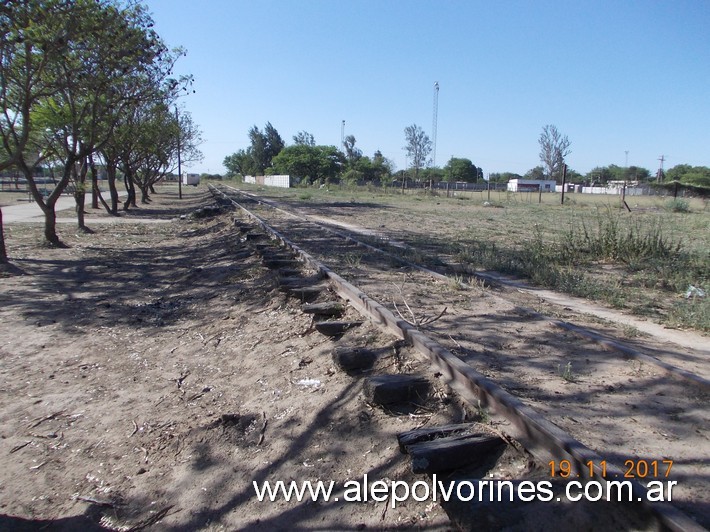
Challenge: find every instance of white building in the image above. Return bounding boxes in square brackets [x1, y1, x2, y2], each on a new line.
[507, 179, 556, 192]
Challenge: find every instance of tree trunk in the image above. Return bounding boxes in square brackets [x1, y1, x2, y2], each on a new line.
[75, 192, 86, 230]
[43, 206, 61, 246]
[123, 173, 136, 211]
[106, 164, 119, 215]
[94, 183, 112, 214]
[89, 155, 99, 209]
[0, 208, 7, 263]
[75, 162, 88, 231]
[18, 158, 67, 247]
[139, 185, 150, 204]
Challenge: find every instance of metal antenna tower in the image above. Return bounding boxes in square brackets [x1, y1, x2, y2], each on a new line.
[432, 82, 439, 167]
[341, 120, 345, 150]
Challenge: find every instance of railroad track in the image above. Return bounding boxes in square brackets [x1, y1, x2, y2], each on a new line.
[210, 184, 709, 530]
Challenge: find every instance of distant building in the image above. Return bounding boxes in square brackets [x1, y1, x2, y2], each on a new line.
[507, 179, 556, 192]
[182, 173, 200, 186]
[243, 175, 291, 188]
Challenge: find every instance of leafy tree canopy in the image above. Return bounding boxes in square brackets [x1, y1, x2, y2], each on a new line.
[272, 144, 343, 184]
[666, 164, 710, 187]
[443, 157, 478, 183]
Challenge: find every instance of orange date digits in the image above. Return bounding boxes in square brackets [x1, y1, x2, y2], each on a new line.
[623, 459, 673, 478]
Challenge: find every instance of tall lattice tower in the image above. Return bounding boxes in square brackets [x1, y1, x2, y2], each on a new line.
[432, 82, 439, 167]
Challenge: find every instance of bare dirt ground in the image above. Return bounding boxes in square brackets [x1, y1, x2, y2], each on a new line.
[0, 186, 707, 530]
[0, 189, 465, 530]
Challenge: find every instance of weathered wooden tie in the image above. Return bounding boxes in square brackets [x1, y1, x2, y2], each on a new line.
[263, 258, 299, 269]
[278, 276, 323, 290]
[332, 346, 377, 373]
[363, 374, 430, 405]
[275, 267, 302, 277]
[402, 432, 505, 474]
[314, 320, 363, 337]
[289, 284, 329, 302]
[397, 423, 479, 453]
[302, 301, 344, 317]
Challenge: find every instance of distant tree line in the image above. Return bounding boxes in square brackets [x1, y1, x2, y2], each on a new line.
[223, 123, 707, 194]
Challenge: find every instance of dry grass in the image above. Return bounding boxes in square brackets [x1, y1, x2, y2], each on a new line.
[222, 179, 710, 332]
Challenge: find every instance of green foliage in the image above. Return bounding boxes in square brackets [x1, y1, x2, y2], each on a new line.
[443, 157, 478, 182]
[271, 144, 343, 184]
[490, 172, 522, 183]
[666, 164, 710, 187]
[343, 135, 362, 168]
[665, 199, 690, 213]
[223, 149, 253, 177]
[248, 122, 284, 175]
[524, 166, 545, 180]
[293, 131, 315, 147]
[585, 165, 652, 184]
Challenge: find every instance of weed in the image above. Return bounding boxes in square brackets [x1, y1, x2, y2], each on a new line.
[557, 362, 576, 382]
[343, 252, 362, 268]
[447, 275, 466, 291]
[622, 324, 641, 338]
[298, 192, 312, 201]
[473, 400, 490, 423]
[666, 296, 710, 333]
[665, 198, 690, 213]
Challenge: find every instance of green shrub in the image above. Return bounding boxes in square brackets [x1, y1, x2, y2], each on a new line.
[665, 199, 690, 213]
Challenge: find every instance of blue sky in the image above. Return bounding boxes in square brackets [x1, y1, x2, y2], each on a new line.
[146, 0, 710, 176]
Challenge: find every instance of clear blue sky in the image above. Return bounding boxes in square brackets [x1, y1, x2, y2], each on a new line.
[146, 0, 710, 177]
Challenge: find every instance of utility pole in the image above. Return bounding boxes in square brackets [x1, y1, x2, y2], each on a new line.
[341, 120, 345, 151]
[560, 164, 567, 205]
[656, 155, 665, 183]
[432, 82, 439, 167]
[175, 107, 182, 200]
[625, 150, 629, 167]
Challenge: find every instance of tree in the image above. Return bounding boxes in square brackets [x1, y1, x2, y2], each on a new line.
[248, 122, 284, 174]
[538, 124, 571, 183]
[403, 124, 432, 180]
[585, 166, 614, 185]
[490, 172, 522, 183]
[343, 135, 362, 167]
[666, 164, 710, 187]
[293, 131, 315, 147]
[524, 166, 546, 180]
[223, 149, 254, 177]
[272, 144, 343, 184]
[443, 157, 478, 182]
